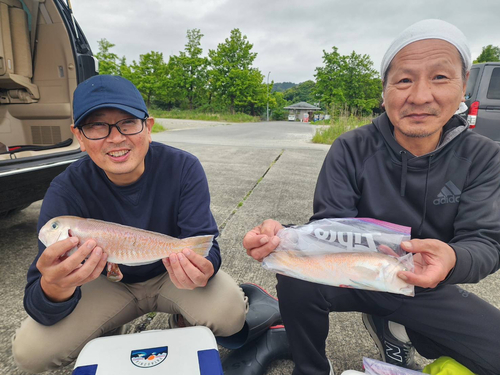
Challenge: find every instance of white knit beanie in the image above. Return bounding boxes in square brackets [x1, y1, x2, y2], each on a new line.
[380, 19, 472, 80]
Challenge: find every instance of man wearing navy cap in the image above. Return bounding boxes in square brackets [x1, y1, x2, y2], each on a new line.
[12, 75, 280, 373]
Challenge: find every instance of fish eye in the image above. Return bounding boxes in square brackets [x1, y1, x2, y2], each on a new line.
[51, 222, 59, 230]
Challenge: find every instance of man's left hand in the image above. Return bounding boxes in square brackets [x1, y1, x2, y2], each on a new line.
[162, 248, 214, 290]
[397, 239, 456, 288]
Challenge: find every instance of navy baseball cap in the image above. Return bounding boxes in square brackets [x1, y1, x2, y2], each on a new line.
[73, 75, 149, 127]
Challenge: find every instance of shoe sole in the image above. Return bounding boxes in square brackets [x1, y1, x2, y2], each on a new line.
[362, 314, 387, 362]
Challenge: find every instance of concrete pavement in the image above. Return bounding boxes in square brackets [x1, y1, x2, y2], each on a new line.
[1, 119, 499, 374]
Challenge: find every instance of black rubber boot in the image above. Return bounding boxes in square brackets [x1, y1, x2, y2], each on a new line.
[222, 325, 292, 375]
[217, 283, 282, 349]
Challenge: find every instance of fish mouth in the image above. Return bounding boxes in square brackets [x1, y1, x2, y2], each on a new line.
[39, 233, 47, 247]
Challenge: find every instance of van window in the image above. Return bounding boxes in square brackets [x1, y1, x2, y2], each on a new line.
[486, 68, 500, 100]
[465, 68, 480, 99]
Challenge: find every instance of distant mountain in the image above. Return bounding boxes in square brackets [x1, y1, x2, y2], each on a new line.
[272, 82, 297, 92]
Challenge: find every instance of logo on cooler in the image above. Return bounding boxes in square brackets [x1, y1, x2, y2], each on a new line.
[130, 346, 168, 368]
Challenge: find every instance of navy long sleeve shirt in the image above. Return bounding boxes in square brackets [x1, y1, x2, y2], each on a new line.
[24, 142, 221, 325]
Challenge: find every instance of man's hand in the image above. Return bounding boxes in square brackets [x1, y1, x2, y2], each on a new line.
[38, 237, 108, 302]
[162, 248, 214, 290]
[397, 239, 457, 288]
[243, 219, 284, 262]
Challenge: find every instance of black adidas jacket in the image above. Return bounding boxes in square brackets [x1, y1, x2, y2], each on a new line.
[311, 112, 500, 285]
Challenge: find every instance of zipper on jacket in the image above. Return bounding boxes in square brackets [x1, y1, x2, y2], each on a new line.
[400, 151, 408, 197]
[417, 154, 434, 236]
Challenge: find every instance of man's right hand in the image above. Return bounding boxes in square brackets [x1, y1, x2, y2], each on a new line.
[243, 219, 284, 262]
[37, 237, 108, 302]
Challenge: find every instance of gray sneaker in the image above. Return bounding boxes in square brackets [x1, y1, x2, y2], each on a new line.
[362, 314, 416, 369]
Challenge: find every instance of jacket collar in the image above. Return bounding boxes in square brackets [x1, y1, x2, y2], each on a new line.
[373, 112, 469, 161]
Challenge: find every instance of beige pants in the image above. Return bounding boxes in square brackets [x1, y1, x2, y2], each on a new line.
[12, 270, 246, 374]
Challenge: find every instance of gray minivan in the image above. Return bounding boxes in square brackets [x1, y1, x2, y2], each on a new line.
[462, 62, 500, 143]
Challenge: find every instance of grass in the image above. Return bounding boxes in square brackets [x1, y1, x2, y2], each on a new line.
[310, 119, 331, 126]
[149, 109, 260, 123]
[312, 110, 374, 145]
[152, 122, 166, 133]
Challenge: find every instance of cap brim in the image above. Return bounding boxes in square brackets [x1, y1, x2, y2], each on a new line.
[74, 104, 148, 127]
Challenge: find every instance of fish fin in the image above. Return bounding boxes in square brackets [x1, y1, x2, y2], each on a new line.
[349, 278, 378, 291]
[352, 266, 379, 279]
[107, 262, 123, 282]
[178, 235, 214, 257]
[350, 266, 384, 291]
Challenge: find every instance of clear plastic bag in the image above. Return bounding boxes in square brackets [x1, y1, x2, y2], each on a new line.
[363, 357, 423, 374]
[262, 218, 415, 296]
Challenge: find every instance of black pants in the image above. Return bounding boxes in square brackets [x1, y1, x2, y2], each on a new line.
[276, 274, 500, 375]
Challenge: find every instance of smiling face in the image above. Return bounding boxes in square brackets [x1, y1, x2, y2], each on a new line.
[71, 108, 154, 186]
[383, 39, 468, 155]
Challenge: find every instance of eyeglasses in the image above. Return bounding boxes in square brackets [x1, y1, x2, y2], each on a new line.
[80, 118, 146, 140]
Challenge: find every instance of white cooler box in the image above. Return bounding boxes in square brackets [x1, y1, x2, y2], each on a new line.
[72, 327, 222, 375]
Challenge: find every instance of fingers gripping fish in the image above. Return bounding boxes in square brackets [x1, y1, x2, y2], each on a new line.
[39, 216, 214, 282]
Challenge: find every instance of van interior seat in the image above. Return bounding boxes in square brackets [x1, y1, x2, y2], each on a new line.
[0, 0, 39, 103]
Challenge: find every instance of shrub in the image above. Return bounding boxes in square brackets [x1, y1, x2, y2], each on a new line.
[312, 106, 374, 144]
[149, 109, 260, 123]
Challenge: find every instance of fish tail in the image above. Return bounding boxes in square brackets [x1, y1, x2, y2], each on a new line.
[178, 235, 214, 257]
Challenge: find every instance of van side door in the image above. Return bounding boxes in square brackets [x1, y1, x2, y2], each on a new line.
[475, 65, 500, 142]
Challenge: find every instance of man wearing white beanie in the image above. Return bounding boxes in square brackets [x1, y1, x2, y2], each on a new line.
[244, 19, 500, 375]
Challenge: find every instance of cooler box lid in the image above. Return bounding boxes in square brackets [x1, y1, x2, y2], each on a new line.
[72, 327, 222, 375]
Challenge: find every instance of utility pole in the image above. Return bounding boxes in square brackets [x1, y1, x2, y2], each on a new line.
[267, 71, 271, 122]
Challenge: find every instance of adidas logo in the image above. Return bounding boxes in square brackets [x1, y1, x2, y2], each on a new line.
[433, 181, 461, 205]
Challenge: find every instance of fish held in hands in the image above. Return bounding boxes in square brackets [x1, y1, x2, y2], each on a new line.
[39, 216, 214, 282]
[262, 250, 414, 296]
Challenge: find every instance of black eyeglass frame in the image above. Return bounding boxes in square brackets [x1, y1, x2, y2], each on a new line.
[79, 117, 148, 140]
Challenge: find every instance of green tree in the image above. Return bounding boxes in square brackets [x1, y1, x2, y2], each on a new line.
[208, 29, 265, 114]
[129, 51, 168, 108]
[231, 68, 267, 115]
[269, 91, 288, 120]
[283, 80, 316, 104]
[166, 29, 209, 110]
[118, 56, 131, 79]
[95, 38, 120, 75]
[314, 47, 382, 114]
[474, 45, 500, 63]
[272, 82, 296, 92]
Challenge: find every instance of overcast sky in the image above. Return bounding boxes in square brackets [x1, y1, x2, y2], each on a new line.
[71, 0, 500, 84]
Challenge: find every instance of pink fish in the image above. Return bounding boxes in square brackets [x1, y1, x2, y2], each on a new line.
[39, 216, 214, 282]
[263, 250, 414, 296]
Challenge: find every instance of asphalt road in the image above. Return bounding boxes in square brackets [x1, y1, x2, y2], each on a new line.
[1, 119, 499, 375]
